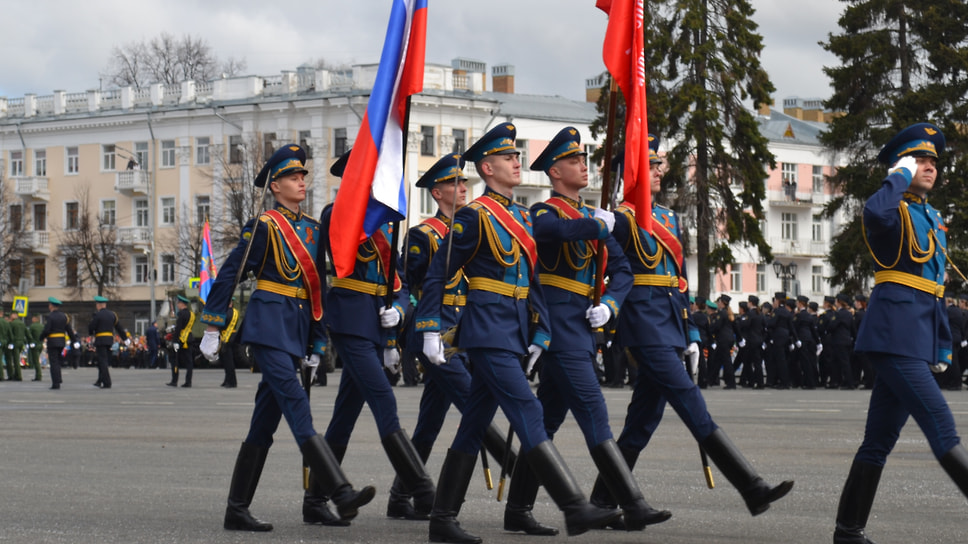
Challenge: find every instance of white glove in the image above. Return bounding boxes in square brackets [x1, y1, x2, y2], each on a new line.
[383, 348, 401, 374]
[795, 340, 802, 348]
[199, 330, 220, 362]
[961, 340, 967, 348]
[125, 338, 132, 347]
[683, 342, 699, 356]
[594, 208, 616, 233]
[6, 344, 12, 350]
[930, 362, 949, 374]
[525, 344, 544, 376]
[738, 338, 746, 348]
[172, 343, 179, 352]
[422, 332, 446, 366]
[788, 343, 796, 352]
[890, 155, 918, 177]
[816, 343, 824, 356]
[379, 306, 402, 328]
[761, 342, 767, 350]
[711, 343, 717, 350]
[73, 342, 80, 349]
[29, 343, 35, 348]
[585, 304, 611, 328]
[302, 353, 321, 382]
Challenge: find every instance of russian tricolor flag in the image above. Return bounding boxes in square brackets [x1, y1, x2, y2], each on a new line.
[199, 220, 217, 303]
[330, 0, 427, 278]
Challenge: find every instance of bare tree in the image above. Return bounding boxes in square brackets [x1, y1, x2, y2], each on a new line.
[103, 33, 247, 89]
[56, 185, 125, 299]
[170, 203, 205, 282]
[205, 135, 272, 252]
[0, 182, 32, 297]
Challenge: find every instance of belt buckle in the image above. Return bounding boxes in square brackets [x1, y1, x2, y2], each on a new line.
[513, 285, 524, 299]
[295, 287, 307, 298]
[936, 285, 944, 297]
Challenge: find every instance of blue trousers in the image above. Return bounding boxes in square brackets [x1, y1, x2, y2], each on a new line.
[411, 352, 471, 450]
[325, 333, 401, 447]
[854, 352, 961, 465]
[617, 345, 718, 453]
[245, 345, 315, 448]
[451, 348, 548, 455]
[538, 350, 613, 449]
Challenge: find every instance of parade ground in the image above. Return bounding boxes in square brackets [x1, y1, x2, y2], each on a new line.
[2, 367, 967, 544]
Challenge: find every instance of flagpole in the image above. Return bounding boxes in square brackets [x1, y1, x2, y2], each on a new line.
[593, 77, 620, 307]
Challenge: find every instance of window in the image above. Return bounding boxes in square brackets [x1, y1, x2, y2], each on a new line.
[134, 199, 149, 227]
[781, 212, 798, 241]
[516, 139, 529, 171]
[135, 141, 149, 168]
[584, 144, 598, 178]
[10, 259, 22, 288]
[420, 126, 435, 156]
[756, 263, 766, 292]
[9, 204, 22, 232]
[33, 203, 46, 231]
[66, 257, 78, 287]
[161, 254, 176, 283]
[65, 202, 79, 230]
[812, 165, 824, 193]
[263, 133, 276, 158]
[781, 163, 797, 199]
[515, 195, 529, 207]
[452, 129, 466, 154]
[102, 144, 116, 171]
[299, 131, 313, 159]
[9, 150, 23, 177]
[811, 265, 824, 294]
[196, 195, 210, 224]
[195, 137, 210, 165]
[33, 258, 45, 287]
[160, 197, 175, 225]
[101, 200, 116, 226]
[134, 318, 149, 336]
[134, 255, 149, 284]
[730, 266, 741, 292]
[812, 214, 823, 242]
[35, 149, 46, 176]
[66, 146, 79, 174]
[333, 128, 348, 158]
[229, 135, 243, 164]
[420, 187, 434, 216]
[161, 140, 176, 168]
[105, 255, 118, 284]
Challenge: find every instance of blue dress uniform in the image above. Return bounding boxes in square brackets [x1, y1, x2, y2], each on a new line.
[317, 150, 436, 522]
[88, 296, 128, 389]
[592, 134, 793, 519]
[834, 123, 968, 544]
[167, 296, 195, 387]
[40, 297, 76, 390]
[202, 145, 374, 532]
[417, 124, 618, 543]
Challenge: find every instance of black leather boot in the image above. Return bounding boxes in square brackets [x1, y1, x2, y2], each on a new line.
[589, 444, 639, 530]
[833, 459, 882, 544]
[701, 428, 794, 516]
[503, 452, 559, 535]
[224, 442, 273, 531]
[429, 449, 481, 544]
[590, 439, 671, 531]
[940, 443, 968, 499]
[300, 434, 375, 521]
[303, 443, 347, 526]
[383, 429, 436, 519]
[483, 423, 518, 472]
[527, 440, 621, 536]
[387, 441, 433, 520]
[166, 365, 178, 386]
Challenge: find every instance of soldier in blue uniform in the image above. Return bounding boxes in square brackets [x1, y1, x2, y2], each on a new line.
[833, 123, 968, 544]
[502, 126, 666, 535]
[39, 297, 76, 390]
[166, 295, 195, 387]
[416, 124, 619, 543]
[88, 295, 129, 389]
[316, 150, 436, 525]
[199, 144, 374, 532]
[590, 134, 793, 521]
[393, 153, 516, 521]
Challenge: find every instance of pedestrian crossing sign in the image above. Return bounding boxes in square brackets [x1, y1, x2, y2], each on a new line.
[12, 296, 27, 317]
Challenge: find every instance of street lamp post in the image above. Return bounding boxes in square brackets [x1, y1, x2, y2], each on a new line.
[772, 261, 798, 295]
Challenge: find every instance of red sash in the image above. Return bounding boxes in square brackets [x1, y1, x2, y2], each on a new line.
[371, 228, 403, 291]
[421, 216, 449, 239]
[263, 210, 324, 321]
[545, 197, 608, 293]
[476, 195, 538, 277]
[623, 202, 688, 293]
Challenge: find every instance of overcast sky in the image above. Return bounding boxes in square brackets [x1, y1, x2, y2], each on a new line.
[1, 0, 844, 108]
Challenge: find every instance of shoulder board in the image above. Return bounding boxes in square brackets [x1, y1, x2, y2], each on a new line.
[415, 224, 437, 236]
[466, 201, 484, 212]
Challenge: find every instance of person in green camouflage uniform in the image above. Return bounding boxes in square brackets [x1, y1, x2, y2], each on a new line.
[27, 314, 44, 381]
[8, 313, 27, 381]
[0, 311, 14, 380]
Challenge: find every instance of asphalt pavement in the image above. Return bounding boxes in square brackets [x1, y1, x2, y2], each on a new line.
[2, 367, 968, 544]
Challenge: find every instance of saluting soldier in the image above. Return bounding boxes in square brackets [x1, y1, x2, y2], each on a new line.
[166, 295, 195, 387]
[199, 144, 374, 532]
[88, 295, 129, 389]
[39, 297, 77, 390]
[416, 124, 618, 543]
[833, 122, 968, 543]
[589, 133, 793, 522]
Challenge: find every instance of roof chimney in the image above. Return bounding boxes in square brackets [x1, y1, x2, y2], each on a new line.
[492, 64, 514, 94]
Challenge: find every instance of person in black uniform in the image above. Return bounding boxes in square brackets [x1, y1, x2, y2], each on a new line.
[829, 293, 856, 390]
[782, 299, 802, 388]
[219, 299, 241, 388]
[818, 296, 834, 387]
[744, 295, 766, 389]
[88, 295, 129, 389]
[39, 297, 77, 390]
[708, 294, 737, 389]
[794, 295, 820, 389]
[735, 301, 751, 387]
[765, 292, 793, 389]
[692, 298, 713, 387]
[167, 295, 195, 387]
[852, 295, 873, 388]
[145, 321, 160, 369]
[940, 295, 964, 391]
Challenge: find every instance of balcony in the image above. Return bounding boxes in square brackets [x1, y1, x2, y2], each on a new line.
[13, 176, 50, 201]
[22, 231, 50, 255]
[115, 170, 150, 195]
[118, 226, 151, 250]
[769, 237, 828, 258]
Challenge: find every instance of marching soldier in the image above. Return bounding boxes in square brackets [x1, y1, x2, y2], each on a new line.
[833, 122, 968, 543]
[39, 297, 77, 390]
[88, 295, 129, 389]
[166, 295, 195, 387]
[416, 124, 619, 543]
